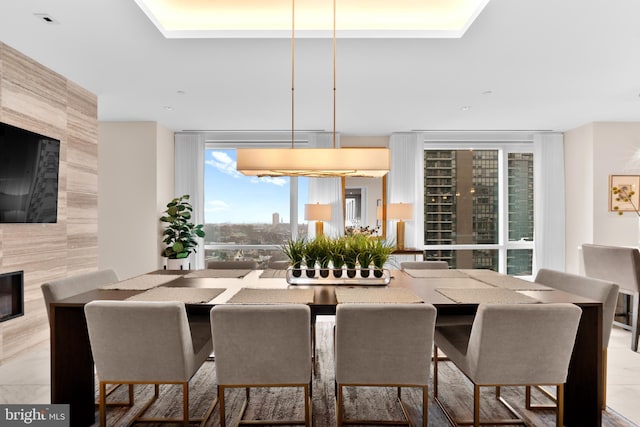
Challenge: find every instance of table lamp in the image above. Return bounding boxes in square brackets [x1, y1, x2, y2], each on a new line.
[305, 203, 332, 237]
[387, 203, 413, 250]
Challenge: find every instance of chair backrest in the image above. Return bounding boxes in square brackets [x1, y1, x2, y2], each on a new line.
[41, 269, 119, 321]
[582, 243, 640, 294]
[84, 300, 210, 383]
[335, 303, 437, 385]
[400, 261, 449, 270]
[467, 303, 582, 385]
[211, 304, 311, 385]
[535, 268, 618, 347]
[206, 260, 258, 270]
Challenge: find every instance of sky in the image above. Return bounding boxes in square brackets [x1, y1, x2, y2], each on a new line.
[204, 149, 308, 224]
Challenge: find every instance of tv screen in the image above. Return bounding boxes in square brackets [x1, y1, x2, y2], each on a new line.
[0, 122, 60, 223]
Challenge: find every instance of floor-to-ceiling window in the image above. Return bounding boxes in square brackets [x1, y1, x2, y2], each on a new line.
[424, 142, 534, 276]
[203, 146, 308, 267]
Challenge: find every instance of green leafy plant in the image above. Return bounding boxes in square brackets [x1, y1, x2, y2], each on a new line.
[343, 235, 362, 278]
[282, 237, 306, 277]
[356, 236, 374, 277]
[160, 195, 205, 259]
[304, 237, 327, 277]
[330, 237, 346, 277]
[370, 239, 395, 277]
[314, 236, 332, 277]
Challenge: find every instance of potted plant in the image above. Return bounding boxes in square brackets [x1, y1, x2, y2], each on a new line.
[371, 239, 395, 278]
[282, 237, 306, 277]
[315, 236, 332, 278]
[160, 195, 205, 269]
[343, 235, 361, 278]
[330, 237, 346, 278]
[304, 237, 324, 278]
[354, 237, 372, 278]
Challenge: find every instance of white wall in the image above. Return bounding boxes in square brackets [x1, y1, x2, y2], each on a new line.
[565, 122, 640, 273]
[98, 122, 174, 279]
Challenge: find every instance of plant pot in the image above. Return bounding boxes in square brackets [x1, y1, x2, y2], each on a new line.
[373, 269, 384, 278]
[292, 268, 302, 278]
[360, 268, 370, 278]
[319, 268, 330, 278]
[346, 268, 357, 278]
[166, 258, 190, 270]
[306, 268, 316, 278]
[333, 268, 343, 278]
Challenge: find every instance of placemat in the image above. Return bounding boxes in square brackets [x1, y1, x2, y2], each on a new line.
[335, 288, 423, 304]
[436, 287, 539, 304]
[421, 278, 494, 289]
[126, 287, 225, 303]
[100, 274, 181, 290]
[404, 269, 470, 279]
[259, 269, 288, 279]
[184, 269, 252, 279]
[464, 271, 551, 291]
[226, 288, 315, 304]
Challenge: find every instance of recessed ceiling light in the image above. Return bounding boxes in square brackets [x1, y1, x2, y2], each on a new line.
[177, 90, 186, 95]
[481, 90, 493, 95]
[461, 106, 471, 111]
[163, 106, 174, 111]
[34, 13, 59, 24]
[133, 0, 491, 38]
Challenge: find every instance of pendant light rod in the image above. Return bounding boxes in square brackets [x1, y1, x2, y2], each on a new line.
[332, 0, 337, 149]
[291, 0, 295, 149]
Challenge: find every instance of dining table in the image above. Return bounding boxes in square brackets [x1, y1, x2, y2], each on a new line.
[49, 268, 602, 427]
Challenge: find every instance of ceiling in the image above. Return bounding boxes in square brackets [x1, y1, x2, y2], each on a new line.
[0, 0, 639, 135]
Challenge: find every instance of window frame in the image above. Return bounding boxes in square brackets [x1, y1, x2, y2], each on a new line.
[423, 140, 534, 277]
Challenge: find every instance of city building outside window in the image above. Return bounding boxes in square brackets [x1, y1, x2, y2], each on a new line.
[424, 145, 534, 276]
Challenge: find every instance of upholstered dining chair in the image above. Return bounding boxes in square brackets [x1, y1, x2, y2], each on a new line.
[400, 260, 449, 270]
[434, 303, 582, 427]
[84, 300, 216, 427]
[535, 268, 618, 410]
[211, 304, 312, 427]
[582, 243, 640, 351]
[41, 269, 133, 406]
[41, 269, 119, 321]
[335, 303, 437, 427]
[206, 260, 258, 270]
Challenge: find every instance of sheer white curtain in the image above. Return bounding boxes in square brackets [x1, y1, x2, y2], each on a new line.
[387, 133, 424, 249]
[533, 133, 565, 272]
[307, 132, 344, 238]
[174, 133, 205, 269]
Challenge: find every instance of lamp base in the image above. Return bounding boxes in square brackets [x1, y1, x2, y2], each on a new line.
[315, 221, 324, 237]
[396, 220, 405, 251]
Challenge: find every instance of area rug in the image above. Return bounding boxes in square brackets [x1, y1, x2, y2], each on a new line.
[92, 318, 636, 427]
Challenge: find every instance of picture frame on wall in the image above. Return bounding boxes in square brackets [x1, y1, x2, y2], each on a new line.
[609, 175, 640, 213]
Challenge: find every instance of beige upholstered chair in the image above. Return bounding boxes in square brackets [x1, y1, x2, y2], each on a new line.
[211, 304, 312, 427]
[535, 268, 618, 409]
[84, 301, 216, 427]
[206, 260, 258, 270]
[400, 260, 449, 270]
[41, 269, 132, 406]
[582, 243, 640, 351]
[335, 303, 437, 427]
[41, 269, 119, 321]
[434, 303, 582, 427]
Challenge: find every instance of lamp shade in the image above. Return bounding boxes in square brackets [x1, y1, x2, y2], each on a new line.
[304, 203, 332, 221]
[237, 147, 390, 178]
[386, 203, 413, 220]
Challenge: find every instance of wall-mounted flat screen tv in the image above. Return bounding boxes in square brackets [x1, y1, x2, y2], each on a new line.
[0, 122, 60, 223]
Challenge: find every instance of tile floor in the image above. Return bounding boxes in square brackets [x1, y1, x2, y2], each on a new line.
[1, 323, 640, 425]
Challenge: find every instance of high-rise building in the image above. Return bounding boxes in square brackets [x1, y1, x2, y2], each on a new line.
[272, 212, 280, 226]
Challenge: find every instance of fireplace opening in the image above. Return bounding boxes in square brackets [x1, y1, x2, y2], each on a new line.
[0, 270, 24, 322]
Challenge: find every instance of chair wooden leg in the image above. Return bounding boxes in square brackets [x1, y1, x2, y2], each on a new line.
[603, 348, 608, 410]
[632, 293, 640, 351]
[433, 345, 439, 398]
[422, 385, 428, 427]
[304, 383, 312, 427]
[556, 384, 564, 427]
[473, 384, 480, 427]
[183, 382, 189, 427]
[99, 382, 107, 427]
[218, 385, 226, 427]
[336, 385, 343, 427]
